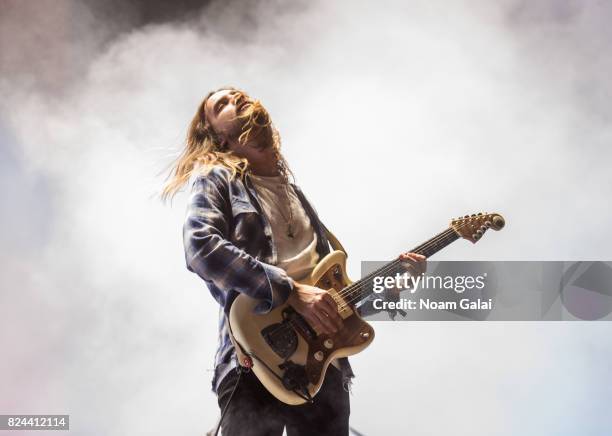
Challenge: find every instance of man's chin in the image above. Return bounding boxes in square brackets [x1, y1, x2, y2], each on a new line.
[240, 125, 274, 151]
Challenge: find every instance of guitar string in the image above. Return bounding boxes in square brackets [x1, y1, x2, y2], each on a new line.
[335, 219, 491, 307]
[338, 261, 416, 308]
[333, 226, 464, 309]
[335, 216, 491, 300]
[334, 222, 470, 301]
[259, 220, 478, 339]
[257, 225, 464, 340]
[263, 258, 418, 341]
[337, 253, 438, 308]
[334, 227, 458, 301]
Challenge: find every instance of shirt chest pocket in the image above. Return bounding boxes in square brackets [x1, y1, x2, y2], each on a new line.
[229, 198, 264, 247]
[230, 197, 259, 218]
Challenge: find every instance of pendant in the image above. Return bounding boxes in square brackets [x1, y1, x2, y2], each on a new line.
[287, 224, 295, 238]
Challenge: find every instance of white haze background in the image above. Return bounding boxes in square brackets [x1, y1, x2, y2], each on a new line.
[1, 0, 611, 434]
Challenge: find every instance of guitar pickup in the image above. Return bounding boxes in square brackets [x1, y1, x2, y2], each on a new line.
[282, 307, 317, 340]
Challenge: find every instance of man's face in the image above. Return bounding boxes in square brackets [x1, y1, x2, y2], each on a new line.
[204, 88, 277, 165]
[204, 89, 253, 147]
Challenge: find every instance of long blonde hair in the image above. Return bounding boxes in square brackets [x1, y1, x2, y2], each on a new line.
[160, 87, 290, 202]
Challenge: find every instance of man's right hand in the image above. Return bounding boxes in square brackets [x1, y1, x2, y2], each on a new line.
[287, 282, 343, 335]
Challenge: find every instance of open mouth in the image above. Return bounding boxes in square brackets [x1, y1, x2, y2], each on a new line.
[237, 100, 252, 113]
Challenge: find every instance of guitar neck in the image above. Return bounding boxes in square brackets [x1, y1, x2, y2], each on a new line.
[343, 227, 460, 307]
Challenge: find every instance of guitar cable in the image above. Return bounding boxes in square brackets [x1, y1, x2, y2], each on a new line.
[213, 365, 247, 436]
[212, 352, 313, 436]
[246, 351, 314, 404]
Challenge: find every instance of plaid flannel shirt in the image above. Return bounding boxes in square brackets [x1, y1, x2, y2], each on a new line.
[184, 165, 373, 394]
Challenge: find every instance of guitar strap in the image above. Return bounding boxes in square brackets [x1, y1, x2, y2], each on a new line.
[320, 222, 348, 257]
[227, 315, 251, 370]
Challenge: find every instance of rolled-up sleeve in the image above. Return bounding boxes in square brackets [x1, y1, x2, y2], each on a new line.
[183, 170, 294, 314]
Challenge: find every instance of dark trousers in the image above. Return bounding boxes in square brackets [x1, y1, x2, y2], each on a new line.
[216, 365, 350, 436]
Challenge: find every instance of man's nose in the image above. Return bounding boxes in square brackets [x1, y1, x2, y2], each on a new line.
[232, 93, 244, 106]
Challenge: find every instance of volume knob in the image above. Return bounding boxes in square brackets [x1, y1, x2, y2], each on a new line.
[314, 351, 324, 361]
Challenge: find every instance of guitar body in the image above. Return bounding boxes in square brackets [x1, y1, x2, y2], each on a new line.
[229, 250, 375, 405]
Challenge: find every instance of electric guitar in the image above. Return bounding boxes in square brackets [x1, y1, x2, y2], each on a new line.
[228, 212, 505, 404]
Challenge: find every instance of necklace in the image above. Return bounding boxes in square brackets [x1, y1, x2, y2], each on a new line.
[280, 183, 295, 238]
[251, 174, 296, 238]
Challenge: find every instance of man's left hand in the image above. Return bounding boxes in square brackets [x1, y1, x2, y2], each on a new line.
[399, 252, 427, 277]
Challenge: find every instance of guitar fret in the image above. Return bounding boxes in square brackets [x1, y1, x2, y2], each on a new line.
[342, 227, 460, 306]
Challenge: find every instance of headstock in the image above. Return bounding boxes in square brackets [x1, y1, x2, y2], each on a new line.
[451, 212, 505, 243]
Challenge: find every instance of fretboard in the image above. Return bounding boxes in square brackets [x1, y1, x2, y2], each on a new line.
[340, 227, 460, 307]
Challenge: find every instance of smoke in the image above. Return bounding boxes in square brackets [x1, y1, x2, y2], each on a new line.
[1, 0, 612, 434]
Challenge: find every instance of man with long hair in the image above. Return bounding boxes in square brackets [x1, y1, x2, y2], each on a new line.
[162, 87, 425, 435]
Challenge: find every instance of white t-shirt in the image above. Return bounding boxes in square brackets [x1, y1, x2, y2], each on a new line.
[248, 173, 320, 281]
[249, 173, 340, 369]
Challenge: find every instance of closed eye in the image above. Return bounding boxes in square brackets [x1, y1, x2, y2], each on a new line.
[214, 91, 240, 114]
[215, 100, 227, 114]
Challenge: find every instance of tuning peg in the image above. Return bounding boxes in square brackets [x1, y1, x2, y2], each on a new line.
[485, 221, 491, 227]
[478, 212, 483, 216]
[472, 233, 480, 240]
[476, 229, 483, 236]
